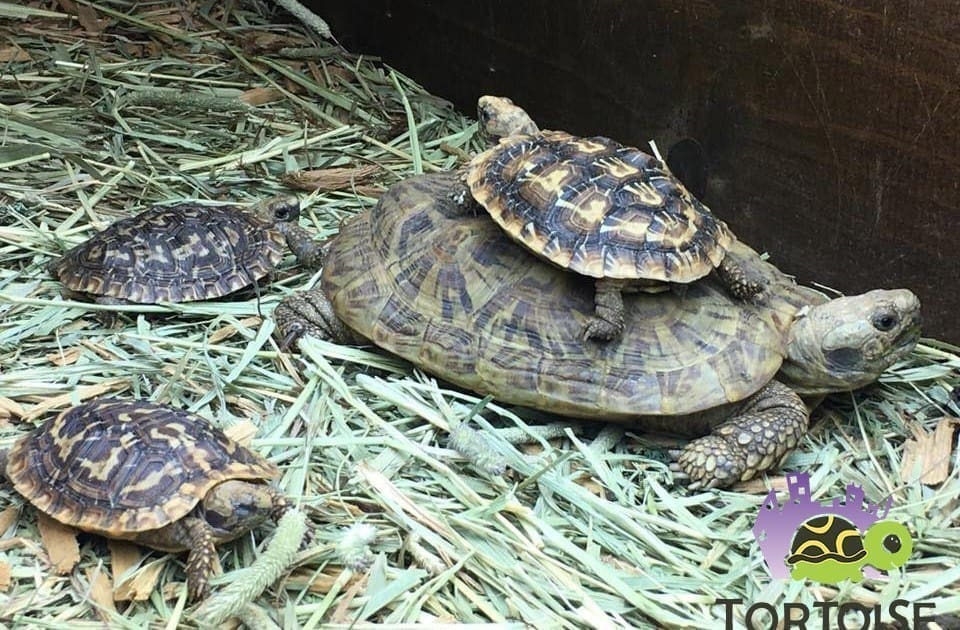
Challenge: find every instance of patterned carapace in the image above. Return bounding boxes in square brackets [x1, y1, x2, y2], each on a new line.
[49, 203, 288, 303]
[467, 131, 733, 281]
[5, 399, 277, 536]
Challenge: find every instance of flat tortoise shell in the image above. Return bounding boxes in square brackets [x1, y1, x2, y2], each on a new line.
[48, 197, 318, 304]
[467, 128, 733, 283]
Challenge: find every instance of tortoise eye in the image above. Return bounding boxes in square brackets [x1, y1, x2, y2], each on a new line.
[477, 107, 491, 126]
[274, 204, 294, 221]
[872, 312, 899, 332]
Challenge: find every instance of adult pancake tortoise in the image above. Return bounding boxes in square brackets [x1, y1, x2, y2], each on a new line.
[462, 95, 764, 341]
[0, 399, 288, 601]
[274, 173, 921, 489]
[48, 196, 322, 307]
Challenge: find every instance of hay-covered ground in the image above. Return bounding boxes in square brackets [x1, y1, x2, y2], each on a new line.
[1, 2, 958, 628]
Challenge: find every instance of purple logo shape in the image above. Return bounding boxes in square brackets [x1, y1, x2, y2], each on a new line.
[752, 472, 893, 579]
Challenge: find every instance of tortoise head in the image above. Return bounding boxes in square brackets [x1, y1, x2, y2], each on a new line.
[862, 520, 912, 570]
[780, 289, 921, 395]
[198, 479, 279, 540]
[250, 195, 301, 224]
[477, 95, 540, 142]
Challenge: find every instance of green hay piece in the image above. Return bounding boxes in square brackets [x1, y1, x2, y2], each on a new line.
[195, 508, 309, 625]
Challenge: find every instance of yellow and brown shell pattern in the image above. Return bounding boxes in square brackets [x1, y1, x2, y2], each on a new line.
[4, 399, 278, 535]
[323, 173, 806, 423]
[49, 203, 287, 303]
[467, 131, 733, 281]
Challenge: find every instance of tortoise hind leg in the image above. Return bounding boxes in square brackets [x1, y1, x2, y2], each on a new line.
[672, 380, 808, 489]
[716, 254, 765, 300]
[581, 278, 626, 342]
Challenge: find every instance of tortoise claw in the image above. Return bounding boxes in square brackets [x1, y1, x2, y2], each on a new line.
[278, 322, 305, 351]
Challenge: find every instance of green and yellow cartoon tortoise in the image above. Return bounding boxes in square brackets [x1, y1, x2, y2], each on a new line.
[786, 515, 912, 583]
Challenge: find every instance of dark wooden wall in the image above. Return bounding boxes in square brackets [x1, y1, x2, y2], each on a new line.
[317, 1, 960, 343]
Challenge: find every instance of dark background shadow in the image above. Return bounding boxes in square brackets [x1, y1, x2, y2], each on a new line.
[316, 1, 960, 343]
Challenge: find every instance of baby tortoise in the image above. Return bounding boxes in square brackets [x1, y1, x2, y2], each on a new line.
[0, 399, 288, 601]
[48, 196, 321, 307]
[275, 173, 921, 489]
[465, 95, 762, 341]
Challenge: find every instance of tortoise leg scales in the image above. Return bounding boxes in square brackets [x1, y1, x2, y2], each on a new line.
[267, 487, 315, 546]
[273, 288, 358, 348]
[671, 381, 808, 490]
[267, 486, 291, 523]
[278, 223, 324, 269]
[716, 254, 766, 300]
[581, 279, 626, 341]
[180, 516, 218, 601]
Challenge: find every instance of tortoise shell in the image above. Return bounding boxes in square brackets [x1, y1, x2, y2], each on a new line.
[321, 173, 822, 422]
[49, 201, 293, 303]
[787, 515, 867, 566]
[466, 131, 733, 281]
[4, 399, 278, 535]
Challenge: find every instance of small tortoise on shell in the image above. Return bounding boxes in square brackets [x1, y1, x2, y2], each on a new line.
[48, 196, 321, 308]
[464, 96, 763, 341]
[275, 173, 921, 488]
[0, 399, 288, 601]
[786, 515, 912, 583]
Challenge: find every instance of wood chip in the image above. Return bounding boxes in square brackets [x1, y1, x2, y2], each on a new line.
[282, 165, 380, 192]
[109, 540, 141, 576]
[46, 346, 82, 366]
[0, 561, 9, 591]
[0, 397, 25, 420]
[36, 512, 80, 575]
[0, 506, 19, 535]
[738, 475, 789, 495]
[85, 565, 117, 620]
[240, 87, 284, 106]
[224, 419, 259, 446]
[900, 417, 959, 485]
[57, 0, 106, 34]
[330, 572, 368, 624]
[0, 46, 31, 62]
[111, 543, 166, 602]
[80, 340, 120, 361]
[285, 568, 362, 594]
[114, 560, 166, 601]
[208, 316, 262, 344]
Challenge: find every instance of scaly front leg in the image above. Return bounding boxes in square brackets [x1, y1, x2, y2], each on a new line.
[673, 380, 808, 489]
[278, 223, 324, 269]
[180, 516, 218, 601]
